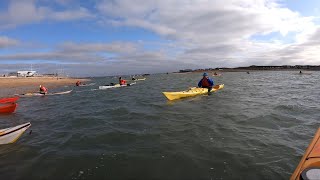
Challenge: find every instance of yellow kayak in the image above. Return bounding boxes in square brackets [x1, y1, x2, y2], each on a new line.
[163, 84, 224, 101]
[291, 128, 320, 180]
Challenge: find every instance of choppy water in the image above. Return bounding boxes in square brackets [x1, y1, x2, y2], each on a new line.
[1, 71, 320, 180]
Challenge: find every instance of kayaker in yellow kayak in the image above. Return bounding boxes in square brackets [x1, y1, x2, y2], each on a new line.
[198, 72, 214, 95]
[39, 85, 48, 95]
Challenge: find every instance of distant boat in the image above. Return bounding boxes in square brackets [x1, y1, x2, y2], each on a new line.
[295, 71, 312, 75]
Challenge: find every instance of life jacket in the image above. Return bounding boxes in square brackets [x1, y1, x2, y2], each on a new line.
[120, 79, 126, 85]
[201, 78, 210, 87]
[40, 86, 48, 92]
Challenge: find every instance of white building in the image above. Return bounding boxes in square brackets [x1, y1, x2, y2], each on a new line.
[17, 71, 36, 77]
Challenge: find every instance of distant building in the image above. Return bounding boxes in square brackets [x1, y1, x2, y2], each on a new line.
[16, 71, 36, 77]
[179, 69, 193, 73]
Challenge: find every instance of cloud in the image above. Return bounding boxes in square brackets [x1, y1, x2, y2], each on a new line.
[96, 0, 319, 66]
[58, 41, 139, 54]
[0, 36, 19, 48]
[48, 7, 95, 21]
[0, 41, 141, 62]
[0, 0, 94, 29]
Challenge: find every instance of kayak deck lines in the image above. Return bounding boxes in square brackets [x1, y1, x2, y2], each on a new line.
[0, 122, 31, 144]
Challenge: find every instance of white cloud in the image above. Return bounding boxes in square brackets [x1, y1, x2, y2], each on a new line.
[96, 0, 320, 67]
[0, 36, 19, 48]
[48, 7, 95, 21]
[58, 41, 139, 54]
[0, 0, 94, 29]
[0, 41, 141, 62]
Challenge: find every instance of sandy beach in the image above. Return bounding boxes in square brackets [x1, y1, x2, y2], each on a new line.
[0, 77, 89, 97]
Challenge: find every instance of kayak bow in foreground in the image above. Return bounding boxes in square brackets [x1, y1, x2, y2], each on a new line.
[0, 103, 17, 114]
[0, 96, 19, 104]
[291, 128, 320, 180]
[0, 122, 31, 145]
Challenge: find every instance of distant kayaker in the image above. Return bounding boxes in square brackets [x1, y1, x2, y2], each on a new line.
[76, 81, 81, 86]
[299, 71, 302, 74]
[247, 72, 250, 74]
[214, 72, 218, 75]
[39, 85, 48, 95]
[198, 72, 214, 95]
[119, 77, 127, 85]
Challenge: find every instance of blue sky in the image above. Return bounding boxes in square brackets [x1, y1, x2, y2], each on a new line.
[0, 0, 320, 76]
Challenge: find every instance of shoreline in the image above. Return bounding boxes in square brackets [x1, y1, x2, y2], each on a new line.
[0, 77, 90, 97]
[173, 69, 315, 74]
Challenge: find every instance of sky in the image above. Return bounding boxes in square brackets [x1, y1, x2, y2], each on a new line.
[0, 0, 320, 77]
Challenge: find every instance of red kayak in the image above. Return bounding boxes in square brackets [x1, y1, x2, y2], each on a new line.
[0, 103, 17, 114]
[0, 96, 19, 104]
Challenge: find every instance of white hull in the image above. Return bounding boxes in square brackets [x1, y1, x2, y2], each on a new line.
[78, 83, 95, 87]
[134, 78, 146, 81]
[99, 82, 136, 89]
[0, 122, 31, 144]
[18, 90, 72, 97]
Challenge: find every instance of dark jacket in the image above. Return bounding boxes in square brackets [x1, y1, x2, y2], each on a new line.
[198, 78, 214, 87]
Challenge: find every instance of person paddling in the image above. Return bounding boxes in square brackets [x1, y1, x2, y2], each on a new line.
[214, 72, 218, 76]
[299, 71, 302, 74]
[39, 85, 48, 95]
[119, 77, 127, 85]
[198, 72, 214, 95]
